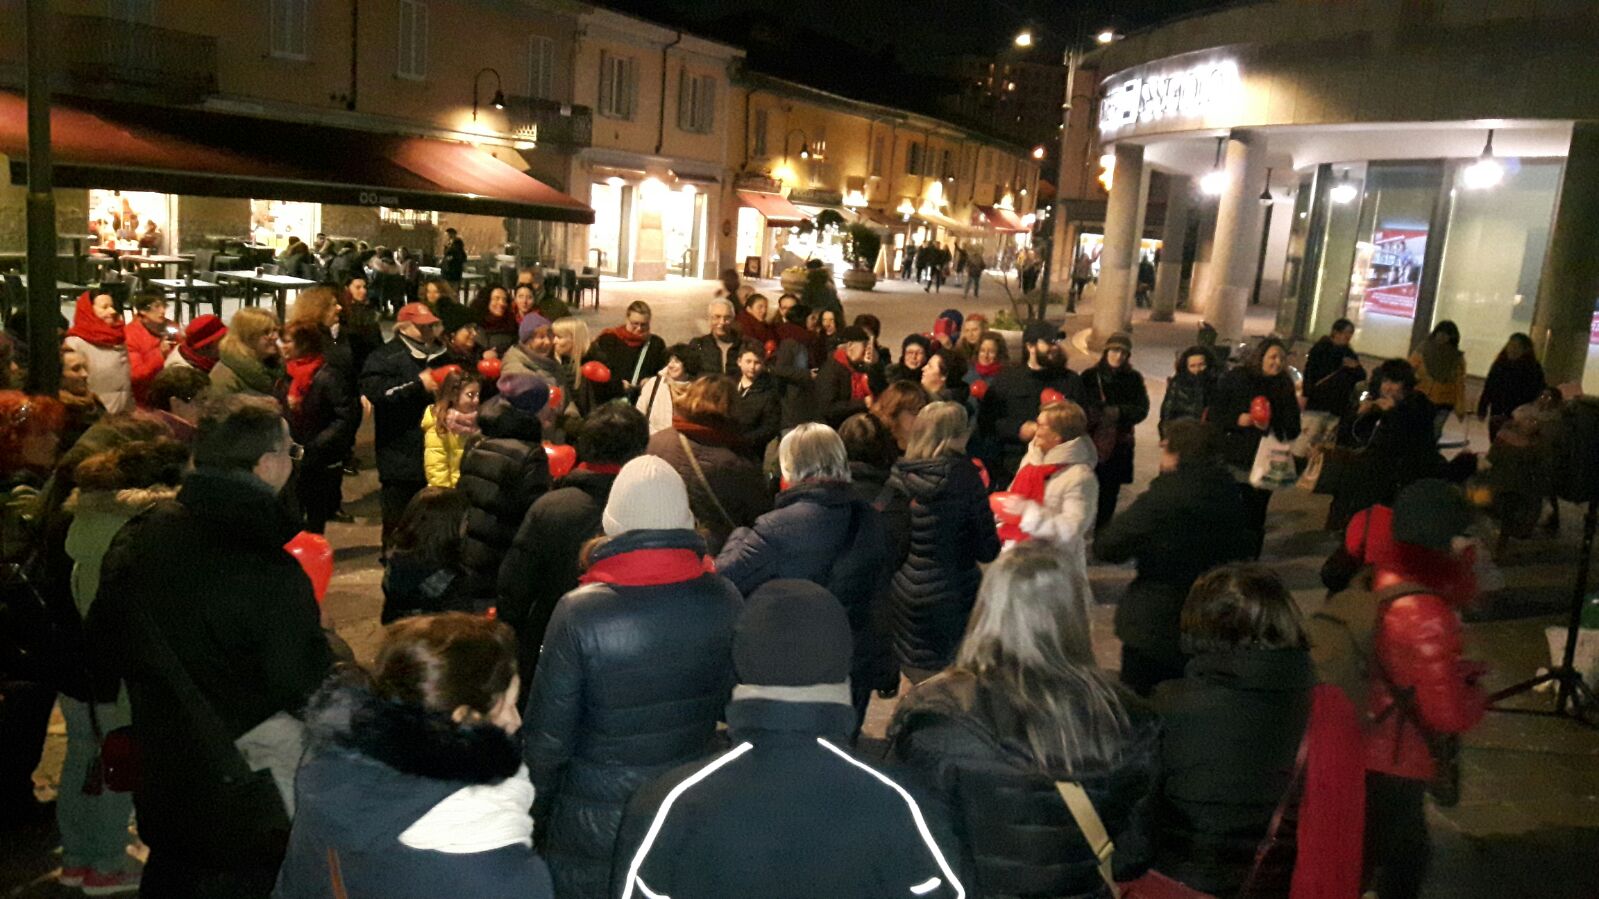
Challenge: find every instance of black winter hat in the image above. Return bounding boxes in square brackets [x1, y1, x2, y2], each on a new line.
[734, 580, 852, 687]
[1392, 478, 1473, 552]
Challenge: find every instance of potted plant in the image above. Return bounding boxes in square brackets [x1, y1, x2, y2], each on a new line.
[841, 223, 881, 291]
[780, 265, 810, 293]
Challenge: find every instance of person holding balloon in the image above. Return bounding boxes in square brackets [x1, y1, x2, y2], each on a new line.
[422, 369, 482, 488]
[1208, 337, 1301, 559]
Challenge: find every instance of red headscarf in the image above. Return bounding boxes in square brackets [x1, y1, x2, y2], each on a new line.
[602, 324, 649, 349]
[833, 348, 871, 400]
[65, 291, 125, 348]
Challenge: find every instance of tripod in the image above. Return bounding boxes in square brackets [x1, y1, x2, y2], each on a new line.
[1488, 498, 1597, 725]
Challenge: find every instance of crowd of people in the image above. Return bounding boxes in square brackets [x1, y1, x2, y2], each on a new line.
[0, 265, 1555, 899]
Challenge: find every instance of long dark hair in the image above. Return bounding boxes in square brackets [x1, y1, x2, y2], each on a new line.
[371, 613, 518, 716]
[389, 487, 470, 568]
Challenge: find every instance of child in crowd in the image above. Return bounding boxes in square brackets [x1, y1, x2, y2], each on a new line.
[380, 487, 475, 623]
[422, 370, 482, 488]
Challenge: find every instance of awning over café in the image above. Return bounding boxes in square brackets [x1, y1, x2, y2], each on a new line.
[737, 190, 808, 227]
[0, 92, 593, 224]
[972, 204, 1028, 233]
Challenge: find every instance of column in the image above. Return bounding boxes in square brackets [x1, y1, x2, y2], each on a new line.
[1532, 123, 1599, 386]
[1151, 175, 1192, 322]
[1093, 141, 1144, 343]
[1199, 130, 1267, 342]
[1188, 199, 1218, 313]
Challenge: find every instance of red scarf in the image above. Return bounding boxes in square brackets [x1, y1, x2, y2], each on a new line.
[284, 354, 324, 409]
[1291, 685, 1367, 899]
[178, 342, 220, 373]
[577, 462, 623, 475]
[602, 325, 649, 349]
[65, 291, 125, 348]
[998, 462, 1063, 543]
[833, 348, 872, 400]
[975, 360, 1003, 378]
[580, 547, 714, 586]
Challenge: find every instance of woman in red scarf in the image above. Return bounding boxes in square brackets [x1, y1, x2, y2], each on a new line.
[593, 300, 667, 401]
[283, 322, 361, 533]
[735, 294, 774, 347]
[125, 294, 176, 408]
[644, 374, 772, 554]
[62, 291, 132, 413]
[169, 314, 227, 373]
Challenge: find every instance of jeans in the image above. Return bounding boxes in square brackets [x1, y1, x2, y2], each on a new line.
[963, 271, 983, 297]
[1364, 772, 1430, 899]
[57, 696, 137, 873]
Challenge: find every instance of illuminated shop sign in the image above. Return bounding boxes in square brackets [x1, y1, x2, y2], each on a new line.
[1099, 58, 1241, 136]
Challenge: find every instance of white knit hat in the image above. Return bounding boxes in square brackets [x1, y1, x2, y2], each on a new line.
[602, 456, 696, 536]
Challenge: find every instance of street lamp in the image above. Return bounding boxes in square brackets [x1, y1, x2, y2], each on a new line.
[1096, 29, 1121, 44]
[1329, 169, 1358, 204]
[1014, 30, 1034, 47]
[1199, 137, 1227, 196]
[472, 67, 505, 121]
[1031, 145, 1046, 160]
[1461, 129, 1504, 190]
[783, 128, 812, 163]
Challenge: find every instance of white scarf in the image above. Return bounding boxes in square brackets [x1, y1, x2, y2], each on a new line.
[398, 763, 536, 854]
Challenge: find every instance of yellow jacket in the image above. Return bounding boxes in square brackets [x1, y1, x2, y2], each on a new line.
[1408, 350, 1466, 414]
[422, 406, 468, 488]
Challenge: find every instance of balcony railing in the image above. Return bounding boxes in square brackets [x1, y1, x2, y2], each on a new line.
[505, 96, 593, 150]
[55, 14, 218, 101]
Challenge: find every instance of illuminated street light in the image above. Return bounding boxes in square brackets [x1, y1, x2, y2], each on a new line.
[1014, 30, 1034, 48]
[1096, 29, 1120, 44]
[1329, 169, 1358, 204]
[1199, 136, 1226, 196]
[1461, 130, 1503, 190]
[1031, 145, 1046, 160]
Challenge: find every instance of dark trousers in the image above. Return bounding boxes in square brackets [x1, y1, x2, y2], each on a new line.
[297, 463, 345, 535]
[1095, 474, 1123, 532]
[379, 480, 426, 550]
[1364, 772, 1430, 899]
[1239, 482, 1273, 559]
[1119, 644, 1187, 698]
[143, 851, 280, 899]
[0, 679, 55, 814]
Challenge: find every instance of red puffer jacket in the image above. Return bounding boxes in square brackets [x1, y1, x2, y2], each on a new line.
[1345, 505, 1486, 780]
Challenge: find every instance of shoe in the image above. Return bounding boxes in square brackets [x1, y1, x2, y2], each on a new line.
[82, 869, 141, 895]
[58, 867, 89, 888]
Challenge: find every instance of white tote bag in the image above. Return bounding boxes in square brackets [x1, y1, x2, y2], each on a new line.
[1248, 434, 1299, 490]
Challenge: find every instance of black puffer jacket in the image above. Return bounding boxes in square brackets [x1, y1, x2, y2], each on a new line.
[890, 670, 1161, 898]
[458, 398, 550, 598]
[521, 528, 740, 899]
[1159, 370, 1214, 438]
[730, 375, 782, 459]
[1081, 360, 1150, 486]
[1208, 368, 1301, 472]
[1150, 649, 1313, 897]
[885, 455, 1001, 672]
[496, 467, 617, 688]
[977, 363, 1087, 481]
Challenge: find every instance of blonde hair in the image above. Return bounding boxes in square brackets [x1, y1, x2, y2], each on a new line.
[552, 317, 590, 361]
[1038, 401, 1087, 442]
[221, 307, 280, 361]
[955, 542, 1133, 769]
[902, 400, 969, 461]
[287, 286, 338, 331]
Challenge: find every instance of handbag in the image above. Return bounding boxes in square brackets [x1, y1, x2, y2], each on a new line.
[1248, 434, 1298, 490]
[1091, 377, 1120, 463]
[81, 699, 139, 795]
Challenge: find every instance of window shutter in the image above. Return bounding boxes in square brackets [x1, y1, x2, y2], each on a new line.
[701, 77, 714, 132]
[677, 66, 692, 131]
[599, 51, 613, 115]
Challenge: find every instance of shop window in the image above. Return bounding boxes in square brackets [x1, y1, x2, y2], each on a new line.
[270, 0, 308, 60]
[677, 71, 716, 134]
[753, 109, 769, 157]
[528, 35, 555, 100]
[397, 0, 428, 80]
[1434, 159, 1561, 376]
[1346, 162, 1443, 360]
[598, 51, 636, 120]
[379, 208, 438, 230]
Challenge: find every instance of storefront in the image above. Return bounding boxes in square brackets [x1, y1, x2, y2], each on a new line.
[734, 184, 808, 277]
[585, 168, 716, 280]
[1086, 3, 1599, 390]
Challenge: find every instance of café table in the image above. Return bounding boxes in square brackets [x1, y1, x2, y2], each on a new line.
[214, 270, 318, 320]
[122, 254, 196, 280]
[147, 277, 224, 323]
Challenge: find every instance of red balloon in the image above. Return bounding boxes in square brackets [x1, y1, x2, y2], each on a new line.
[1250, 396, 1272, 427]
[970, 379, 990, 400]
[988, 491, 1021, 525]
[763, 339, 778, 358]
[972, 457, 991, 489]
[580, 360, 612, 383]
[432, 363, 463, 383]
[1040, 388, 1066, 407]
[544, 441, 577, 479]
[476, 357, 502, 381]
[933, 318, 955, 338]
[284, 532, 334, 604]
[547, 385, 564, 411]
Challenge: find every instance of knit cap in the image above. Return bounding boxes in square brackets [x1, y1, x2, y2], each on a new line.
[1105, 331, 1133, 352]
[496, 374, 550, 415]
[183, 314, 227, 348]
[601, 456, 696, 536]
[518, 312, 552, 344]
[734, 580, 852, 686]
[1392, 478, 1473, 552]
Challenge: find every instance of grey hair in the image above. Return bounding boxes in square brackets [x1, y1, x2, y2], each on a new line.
[778, 423, 851, 485]
[902, 401, 970, 461]
[955, 542, 1133, 770]
[707, 297, 735, 317]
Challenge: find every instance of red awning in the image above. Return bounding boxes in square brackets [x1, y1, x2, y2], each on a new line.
[737, 190, 808, 227]
[0, 92, 592, 223]
[972, 205, 1028, 233]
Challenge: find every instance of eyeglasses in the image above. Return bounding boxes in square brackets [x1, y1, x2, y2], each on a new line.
[286, 443, 304, 462]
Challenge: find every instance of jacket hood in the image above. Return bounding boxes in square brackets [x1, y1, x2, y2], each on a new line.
[1182, 648, 1316, 693]
[587, 527, 709, 565]
[477, 395, 542, 441]
[890, 454, 968, 497]
[774, 480, 856, 511]
[725, 697, 857, 745]
[1021, 435, 1096, 468]
[65, 484, 179, 516]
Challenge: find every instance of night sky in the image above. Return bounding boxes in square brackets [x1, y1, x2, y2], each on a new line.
[600, 0, 1231, 115]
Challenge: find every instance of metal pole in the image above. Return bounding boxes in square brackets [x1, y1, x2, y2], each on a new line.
[1038, 44, 1076, 318]
[24, 0, 60, 395]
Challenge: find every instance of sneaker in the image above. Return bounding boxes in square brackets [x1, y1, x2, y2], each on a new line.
[82, 869, 141, 895]
[58, 867, 89, 888]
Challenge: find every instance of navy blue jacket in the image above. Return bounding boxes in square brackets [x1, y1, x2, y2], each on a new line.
[274, 680, 553, 899]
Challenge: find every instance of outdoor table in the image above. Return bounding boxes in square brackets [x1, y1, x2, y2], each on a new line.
[214, 270, 318, 320]
[460, 271, 487, 293]
[419, 265, 442, 276]
[16, 274, 89, 296]
[121, 254, 196, 280]
[148, 277, 224, 323]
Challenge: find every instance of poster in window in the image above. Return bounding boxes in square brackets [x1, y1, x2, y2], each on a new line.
[1590, 297, 1599, 346]
[1359, 227, 1426, 319]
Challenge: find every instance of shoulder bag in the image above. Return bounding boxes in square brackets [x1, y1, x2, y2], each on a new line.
[677, 432, 737, 535]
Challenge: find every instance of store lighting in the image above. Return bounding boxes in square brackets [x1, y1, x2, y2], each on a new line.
[1461, 129, 1504, 190]
[1098, 152, 1115, 192]
[843, 189, 868, 208]
[896, 198, 916, 218]
[1329, 169, 1358, 204]
[1096, 29, 1121, 44]
[472, 68, 505, 121]
[606, 175, 625, 187]
[1258, 167, 1275, 206]
[1199, 136, 1226, 196]
[1014, 30, 1034, 48]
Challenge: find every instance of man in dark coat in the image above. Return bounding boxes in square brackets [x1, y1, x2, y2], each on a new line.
[498, 403, 649, 691]
[716, 423, 895, 724]
[457, 376, 552, 599]
[592, 300, 668, 401]
[614, 580, 965, 899]
[440, 227, 467, 287]
[685, 297, 740, 376]
[977, 320, 1086, 482]
[89, 396, 334, 897]
[360, 302, 446, 548]
[729, 341, 782, 457]
[812, 326, 873, 428]
[1095, 420, 1255, 696]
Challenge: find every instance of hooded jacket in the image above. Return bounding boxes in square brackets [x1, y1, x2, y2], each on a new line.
[521, 528, 740, 899]
[457, 397, 551, 598]
[885, 455, 1001, 672]
[273, 679, 553, 899]
[616, 694, 965, 899]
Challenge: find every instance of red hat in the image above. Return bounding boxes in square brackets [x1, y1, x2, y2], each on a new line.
[183, 314, 227, 349]
[397, 302, 440, 325]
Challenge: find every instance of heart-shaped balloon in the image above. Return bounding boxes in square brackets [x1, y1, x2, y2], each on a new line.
[988, 491, 1021, 525]
[580, 360, 612, 383]
[432, 363, 463, 384]
[970, 379, 990, 400]
[1040, 388, 1066, 406]
[284, 531, 334, 604]
[1250, 396, 1272, 427]
[544, 441, 577, 479]
[476, 357, 502, 380]
[548, 385, 564, 411]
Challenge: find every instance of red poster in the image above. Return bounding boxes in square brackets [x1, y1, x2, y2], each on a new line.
[1360, 228, 1426, 320]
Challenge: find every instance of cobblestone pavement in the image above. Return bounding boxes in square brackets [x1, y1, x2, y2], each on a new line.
[6, 275, 1597, 897]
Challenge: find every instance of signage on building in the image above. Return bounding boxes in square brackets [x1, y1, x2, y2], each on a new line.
[787, 188, 844, 207]
[1098, 56, 1241, 137]
[1358, 228, 1426, 320]
[736, 172, 783, 194]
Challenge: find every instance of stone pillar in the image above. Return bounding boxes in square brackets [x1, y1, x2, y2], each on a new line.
[1093, 141, 1144, 343]
[1188, 199, 1218, 313]
[1200, 131, 1267, 342]
[1151, 174, 1191, 322]
[1532, 123, 1599, 386]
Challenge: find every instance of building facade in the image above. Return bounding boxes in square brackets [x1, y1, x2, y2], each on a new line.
[942, 55, 1065, 152]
